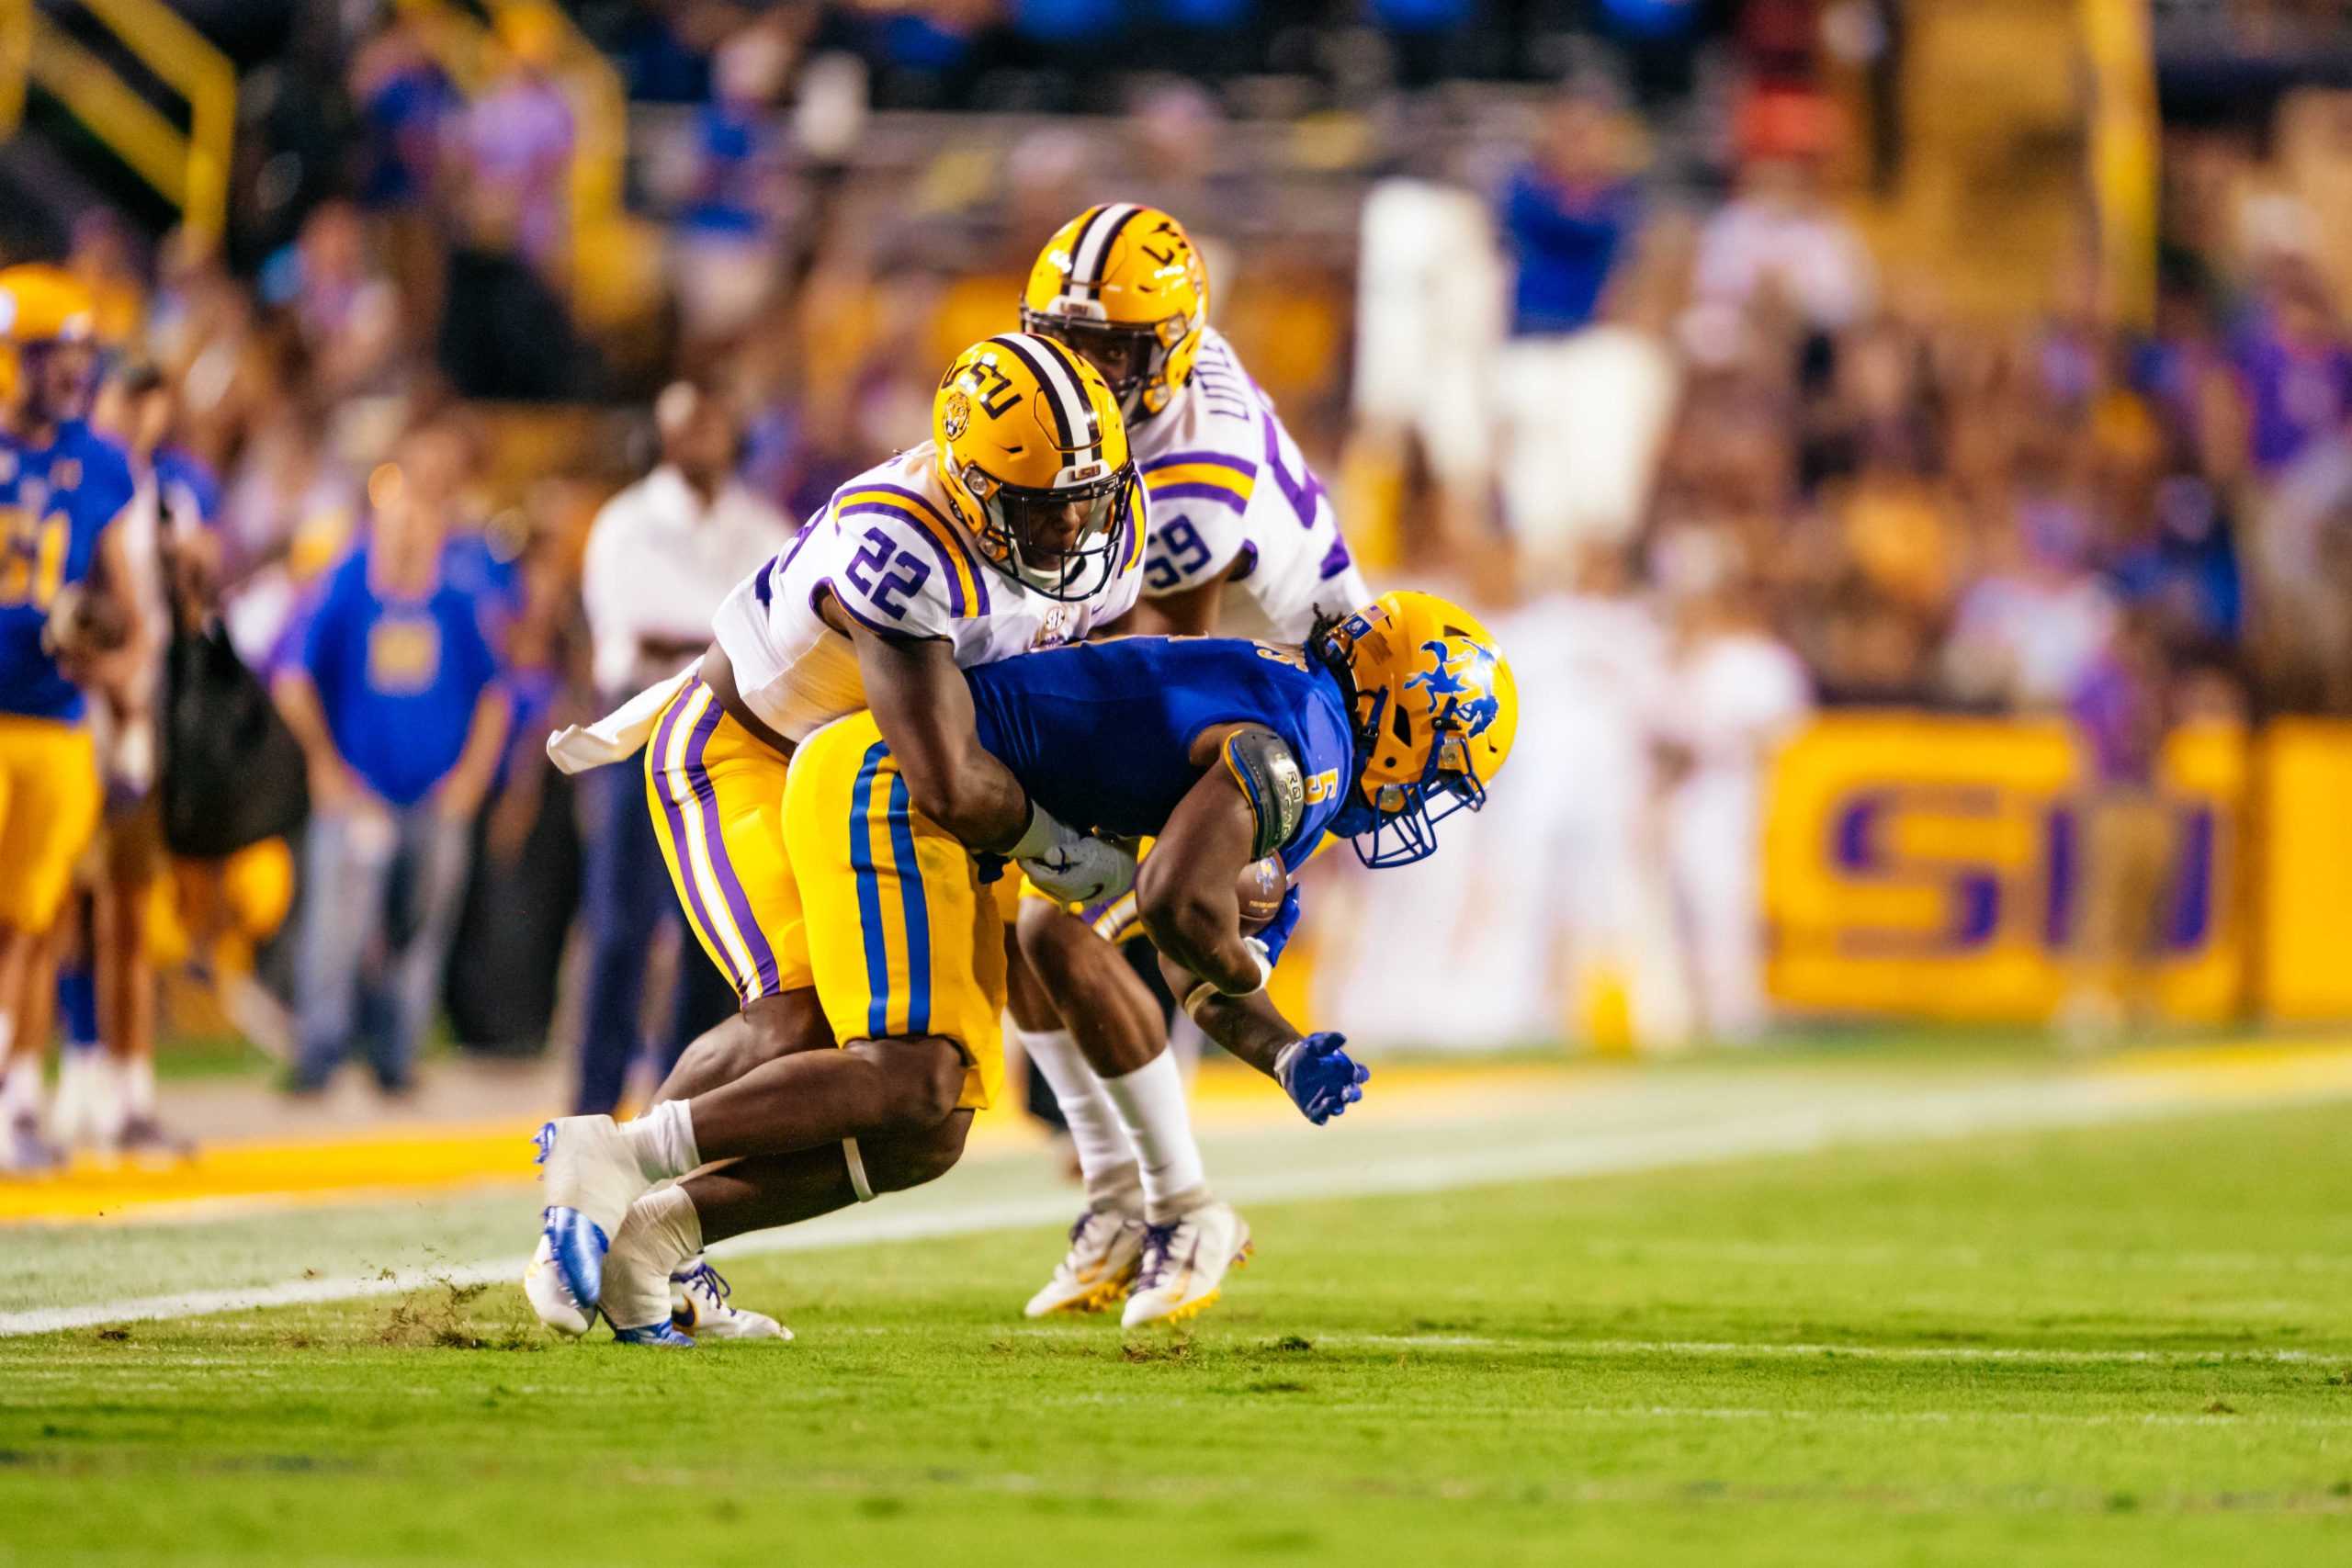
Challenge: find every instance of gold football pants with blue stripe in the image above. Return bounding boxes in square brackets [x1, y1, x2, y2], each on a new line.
[0, 715, 101, 931]
[784, 712, 1004, 1111]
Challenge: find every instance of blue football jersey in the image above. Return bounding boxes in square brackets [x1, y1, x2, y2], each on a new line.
[966, 636, 1357, 874]
[0, 420, 135, 721]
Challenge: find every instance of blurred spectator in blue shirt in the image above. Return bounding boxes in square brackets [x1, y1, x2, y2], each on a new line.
[674, 16, 801, 344]
[273, 422, 511, 1095]
[1501, 89, 1644, 338]
[2110, 472, 2242, 649]
[349, 15, 459, 214]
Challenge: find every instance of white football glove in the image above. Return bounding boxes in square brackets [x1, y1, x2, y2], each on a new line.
[1019, 833, 1136, 906]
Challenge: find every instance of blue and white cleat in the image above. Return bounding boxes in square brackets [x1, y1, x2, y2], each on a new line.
[671, 1258, 791, 1342]
[523, 1232, 595, 1337]
[610, 1320, 696, 1348]
[531, 1116, 650, 1315]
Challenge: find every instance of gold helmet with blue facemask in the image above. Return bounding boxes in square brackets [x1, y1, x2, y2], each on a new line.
[1313, 590, 1519, 867]
[933, 332, 1139, 603]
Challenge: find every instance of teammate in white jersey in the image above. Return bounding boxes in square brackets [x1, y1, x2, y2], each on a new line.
[999, 203, 1371, 1325]
[1021, 202, 1370, 640]
[533, 333, 1146, 1342]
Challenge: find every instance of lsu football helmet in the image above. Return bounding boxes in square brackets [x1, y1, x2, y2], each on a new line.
[1019, 203, 1207, 424]
[1313, 590, 1518, 868]
[933, 333, 1138, 603]
[0, 265, 100, 416]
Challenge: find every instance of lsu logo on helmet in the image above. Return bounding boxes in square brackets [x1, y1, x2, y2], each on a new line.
[932, 333, 1140, 603]
[1317, 592, 1518, 868]
[1019, 203, 1208, 423]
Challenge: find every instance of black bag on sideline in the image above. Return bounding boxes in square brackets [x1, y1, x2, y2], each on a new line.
[160, 624, 310, 858]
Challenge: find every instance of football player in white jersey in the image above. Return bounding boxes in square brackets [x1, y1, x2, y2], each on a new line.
[531, 333, 1147, 1342]
[1001, 204, 1374, 1325]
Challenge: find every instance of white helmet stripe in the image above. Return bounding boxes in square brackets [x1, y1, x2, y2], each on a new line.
[1031, 333, 1105, 457]
[1069, 201, 1141, 294]
[1000, 333, 1099, 461]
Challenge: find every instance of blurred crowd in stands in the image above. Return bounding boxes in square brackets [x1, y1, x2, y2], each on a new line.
[18, 0, 2352, 1123]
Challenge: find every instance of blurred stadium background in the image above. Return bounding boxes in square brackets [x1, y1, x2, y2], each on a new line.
[5, 0, 2352, 1168]
[19, 7, 2352, 1563]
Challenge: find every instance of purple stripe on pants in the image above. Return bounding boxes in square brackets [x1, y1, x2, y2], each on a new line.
[650, 685, 747, 998]
[681, 692, 785, 996]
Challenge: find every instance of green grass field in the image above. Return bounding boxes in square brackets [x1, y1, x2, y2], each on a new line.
[6, 1091, 2352, 1566]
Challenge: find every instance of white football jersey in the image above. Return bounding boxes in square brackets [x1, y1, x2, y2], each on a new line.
[1132, 326, 1366, 641]
[709, 445, 1146, 742]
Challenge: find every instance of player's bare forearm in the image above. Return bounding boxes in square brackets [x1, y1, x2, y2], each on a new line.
[1136, 766, 1264, 994]
[848, 619, 1031, 852]
[1162, 967, 1298, 1079]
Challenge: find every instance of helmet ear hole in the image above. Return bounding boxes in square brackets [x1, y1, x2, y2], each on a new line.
[1389, 705, 1412, 747]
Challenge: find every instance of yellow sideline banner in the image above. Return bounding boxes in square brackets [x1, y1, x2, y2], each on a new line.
[1763, 715, 2247, 1021]
[2258, 720, 2352, 1021]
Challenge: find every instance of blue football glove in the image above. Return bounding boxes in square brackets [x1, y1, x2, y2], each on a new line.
[1276, 1032, 1369, 1126]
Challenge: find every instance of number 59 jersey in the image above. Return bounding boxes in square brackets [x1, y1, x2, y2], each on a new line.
[709, 445, 1147, 743]
[1134, 327, 1366, 642]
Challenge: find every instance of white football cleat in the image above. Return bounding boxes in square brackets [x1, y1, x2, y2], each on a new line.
[1024, 1207, 1147, 1318]
[1121, 1201, 1251, 1329]
[522, 1233, 594, 1337]
[670, 1258, 791, 1342]
[2, 1114, 64, 1177]
[531, 1116, 649, 1314]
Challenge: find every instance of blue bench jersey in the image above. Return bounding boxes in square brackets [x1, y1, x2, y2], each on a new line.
[0, 420, 135, 721]
[965, 636, 1357, 874]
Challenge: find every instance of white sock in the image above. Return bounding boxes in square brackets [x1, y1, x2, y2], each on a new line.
[617, 1099, 700, 1182]
[631, 1186, 706, 1277]
[1100, 1048, 1209, 1224]
[122, 1055, 157, 1118]
[1, 1052, 39, 1122]
[604, 1187, 705, 1329]
[1016, 1024, 1140, 1211]
[53, 1050, 123, 1142]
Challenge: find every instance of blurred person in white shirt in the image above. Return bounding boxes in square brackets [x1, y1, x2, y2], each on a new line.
[1941, 483, 2119, 711]
[573, 381, 794, 1114]
[1692, 154, 1875, 337]
[1486, 538, 1687, 1050]
[1657, 557, 1813, 1044]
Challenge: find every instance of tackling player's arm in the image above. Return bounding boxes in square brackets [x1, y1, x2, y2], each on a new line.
[824, 596, 1031, 853]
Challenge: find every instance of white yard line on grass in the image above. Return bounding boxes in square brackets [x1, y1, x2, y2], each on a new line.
[3, 1067, 2347, 1339]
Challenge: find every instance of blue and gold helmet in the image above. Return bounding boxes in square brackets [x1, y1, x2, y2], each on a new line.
[1314, 590, 1517, 868]
[0, 264, 100, 413]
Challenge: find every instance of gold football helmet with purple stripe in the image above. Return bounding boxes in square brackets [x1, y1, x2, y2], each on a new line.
[933, 332, 1138, 603]
[1020, 203, 1208, 424]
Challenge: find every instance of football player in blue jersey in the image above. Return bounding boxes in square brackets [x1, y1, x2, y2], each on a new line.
[1012, 203, 1385, 1324]
[526, 590, 1516, 1343]
[0, 265, 147, 1173]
